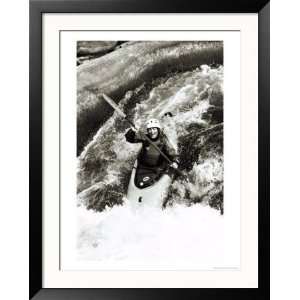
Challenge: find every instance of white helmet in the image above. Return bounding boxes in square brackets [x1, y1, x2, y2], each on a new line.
[146, 118, 161, 130]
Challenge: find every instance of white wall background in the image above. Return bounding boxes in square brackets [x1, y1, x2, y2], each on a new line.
[0, 0, 28, 299]
[0, 0, 299, 298]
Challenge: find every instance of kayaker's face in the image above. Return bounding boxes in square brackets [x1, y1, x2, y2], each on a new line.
[147, 127, 159, 140]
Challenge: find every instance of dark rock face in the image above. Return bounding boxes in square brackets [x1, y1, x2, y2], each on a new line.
[77, 41, 223, 154]
[77, 41, 118, 55]
[77, 41, 119, 65]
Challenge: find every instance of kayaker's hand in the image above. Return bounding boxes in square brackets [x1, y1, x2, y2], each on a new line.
[170, 162, 178, 169]
[131, 126, 143, 139]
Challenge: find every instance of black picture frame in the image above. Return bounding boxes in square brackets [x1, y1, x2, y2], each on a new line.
[30, 1, 270, 299]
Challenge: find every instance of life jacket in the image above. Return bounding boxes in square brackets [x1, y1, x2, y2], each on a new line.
[141, 138, 163, 166]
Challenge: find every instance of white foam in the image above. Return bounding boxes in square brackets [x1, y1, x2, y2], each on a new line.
[77, 202, 224, 268]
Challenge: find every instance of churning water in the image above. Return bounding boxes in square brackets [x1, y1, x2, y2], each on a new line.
[76, 65, 224, 267]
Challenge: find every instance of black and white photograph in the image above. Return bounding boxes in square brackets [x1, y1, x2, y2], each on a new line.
[75, 40, 227, 268]
[26, 4, 273, 296]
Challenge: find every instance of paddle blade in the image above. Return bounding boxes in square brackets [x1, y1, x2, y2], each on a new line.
[102, 93, 127, 119]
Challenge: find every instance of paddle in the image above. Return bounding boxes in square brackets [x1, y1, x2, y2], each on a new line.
[101, 93, 188, 180]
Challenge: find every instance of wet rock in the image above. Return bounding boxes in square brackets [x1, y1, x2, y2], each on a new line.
[77, 41, 118, 56]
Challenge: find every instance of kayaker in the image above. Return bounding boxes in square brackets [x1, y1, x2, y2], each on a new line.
[125, 118, 179, 172]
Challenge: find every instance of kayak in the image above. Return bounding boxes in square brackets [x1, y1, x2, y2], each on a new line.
[126, 160, 172, 208]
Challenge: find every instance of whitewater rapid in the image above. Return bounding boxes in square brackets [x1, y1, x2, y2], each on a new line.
[76, 64, 224, 267]
[77, 201, 225, 269]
